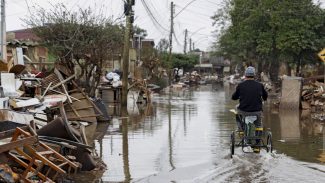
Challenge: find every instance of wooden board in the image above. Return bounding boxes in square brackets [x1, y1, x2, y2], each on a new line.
[0, 110, 34, 125]
[65, 92, 98, 123]
[41, 73, 63, 95]
[0, 136, 37, 153]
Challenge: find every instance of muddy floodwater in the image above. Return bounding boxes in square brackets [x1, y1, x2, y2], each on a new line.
[94, 84, 325, 183]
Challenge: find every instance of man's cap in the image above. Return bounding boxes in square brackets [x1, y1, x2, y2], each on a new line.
[245, 66, 255, 77]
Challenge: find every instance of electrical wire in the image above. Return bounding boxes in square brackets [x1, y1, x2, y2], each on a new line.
[174, 0, 200, 18]
[146, 0, 167, 24]
[173, 30, 182, 46]
[205, 0, 222, 6]
[9, 0, 26, 10]
[141, 0, 169, 33]
[174, 4, 212, 18]
[24, 0, 32, 15]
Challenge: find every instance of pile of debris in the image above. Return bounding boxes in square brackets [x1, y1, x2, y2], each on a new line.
[300, 81, 325, 121]
[182, 71, 202, 85]
[0, 62, 109, 182]
[128, 79, 152, 104]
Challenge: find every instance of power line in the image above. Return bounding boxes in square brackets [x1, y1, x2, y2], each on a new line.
[174, 4, 212, 18]
[141, 0, 168, 34]
[7, 12, 25, 17]
[205, 0, 222, 6]
[188, 30, 211, 37]
[173, 30, 182, 46]
[189, 27, 206, 37]
[174, 0, 200, 18]
[8, 0, 26, 10]
[24, 0, 32, 15]
[146, 0, 167, 25]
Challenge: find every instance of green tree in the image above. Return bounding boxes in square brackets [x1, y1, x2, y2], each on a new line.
[172, 53, 199, 71]
[24, 4, 124, 96]
[156, 38, 170, 53]
[159, 52, 199, 71]
[212, 0, 325, 80]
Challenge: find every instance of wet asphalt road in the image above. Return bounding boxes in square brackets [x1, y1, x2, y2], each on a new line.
[95, 84, 325, 183]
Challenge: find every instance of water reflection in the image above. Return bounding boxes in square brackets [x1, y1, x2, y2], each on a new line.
[99, 85, 325, 182]
[183, 103, 187, 136]
[121, 108, 131, 182]
[263, 105, 325, 163]
[279, 109, 301, 141]
[168, 93, 175, 170]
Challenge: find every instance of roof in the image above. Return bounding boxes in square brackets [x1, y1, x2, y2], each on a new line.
[141, 39, 155, 47]
[194, 64, 213, 68]
[7, 39, 39, 47]
[6, 28, 40, 41]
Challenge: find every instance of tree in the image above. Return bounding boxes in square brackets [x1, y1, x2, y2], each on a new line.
[159, 52, 198, 71]
[24, 4, 124, 96]
[272, 0, 325, 74]
[172, 53, 199, 71]
[212, 0, 325, 80]
[156, 38, 170, 53]
[133, 25, 148, 37]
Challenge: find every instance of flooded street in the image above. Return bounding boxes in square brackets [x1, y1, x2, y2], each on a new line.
[96, 84, 325, 183]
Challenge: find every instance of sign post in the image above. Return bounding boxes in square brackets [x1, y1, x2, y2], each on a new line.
[318, 49, 325, 83]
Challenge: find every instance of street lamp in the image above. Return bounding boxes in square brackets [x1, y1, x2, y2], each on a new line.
[134, 34, 144, 64]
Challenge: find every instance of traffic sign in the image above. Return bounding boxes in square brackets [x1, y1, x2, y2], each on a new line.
[318, 48, 325, 62]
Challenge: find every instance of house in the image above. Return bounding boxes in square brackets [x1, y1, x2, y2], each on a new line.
[209, 56, 230, 75]
[6, 29, 50, 71]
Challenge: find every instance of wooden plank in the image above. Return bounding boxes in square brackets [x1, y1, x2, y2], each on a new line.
[58, 162, 69, 167]
[39, 141, 79, 169]
[14, 147, 41, 167]
[8, 153, 54, 183]
[50, 74, 76, 90]
[65, 92, 97, 123]
[0, 126, 28, 140]
[38, 151, 55, 156]
[23, 157, 36, 178]
[34, 152, 66, 174]
[67, 115, 100, 120]
[54, 69, 72, 103]
[41, 82, 52, 99]
[16, 127, 32, 137]
[67, 103, 81, 119]
[25, 62, 55, 64]
[65, 106, 93, 112]
[28, 125, 37, 136]
[7, 127, 78, 181]
[48, 89, 80, 101]
[0, 136, 37, 153]
[80, 125, 88, 145]
[72, 81, 103, 116]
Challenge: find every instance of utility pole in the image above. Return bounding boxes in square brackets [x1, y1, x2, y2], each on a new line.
[189, 38, 192, 52]
[193, 42, 195, 51]
[121, 0, 134, 107]
[183, 29, 187, 54]
[168, 1, 174, 84]
[0, 0, 6, 61]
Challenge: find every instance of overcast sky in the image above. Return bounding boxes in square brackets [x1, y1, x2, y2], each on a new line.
[5, 0, 325, 53]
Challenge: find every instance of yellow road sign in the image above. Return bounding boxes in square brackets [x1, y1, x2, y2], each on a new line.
[318, 48, 325, 62]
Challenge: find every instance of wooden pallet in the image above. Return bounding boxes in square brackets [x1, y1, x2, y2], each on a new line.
[6, 127, 79, 182]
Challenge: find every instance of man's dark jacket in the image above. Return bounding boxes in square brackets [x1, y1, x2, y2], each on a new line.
[231, 80, 268, 112]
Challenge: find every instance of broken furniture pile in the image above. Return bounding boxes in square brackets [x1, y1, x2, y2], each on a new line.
[300, 81, 325, 120]
[182, 71, 202, 85]
[128, 79, 152, 104]
[301, 81, 325, 111]
[0, 64, 109, 182]
[0, 126, 79, 182]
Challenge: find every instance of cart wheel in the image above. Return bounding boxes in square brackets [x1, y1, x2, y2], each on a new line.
[230, 131, 235, 158]
[266, 131, 273, 153]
